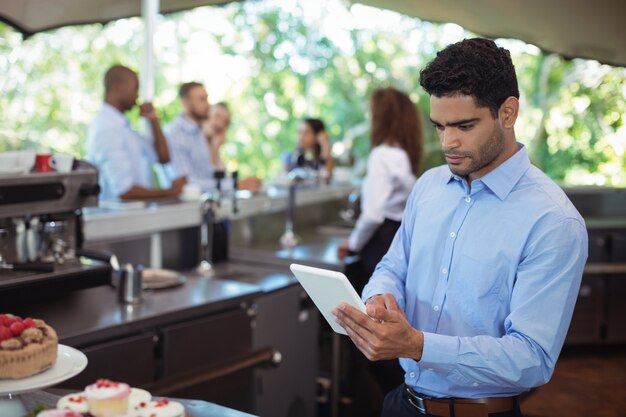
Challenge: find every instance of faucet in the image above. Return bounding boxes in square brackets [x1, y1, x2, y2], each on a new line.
[339, 190, 360, 224]
[279, 168, 311, 249]
[197, 190, 220, 276]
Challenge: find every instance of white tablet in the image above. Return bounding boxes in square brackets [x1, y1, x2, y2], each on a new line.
[290, 263, 366, 335]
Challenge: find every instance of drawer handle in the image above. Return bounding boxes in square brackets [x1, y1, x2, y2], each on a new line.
[584, 263, 626, 274]
[147, 347, 276, 395]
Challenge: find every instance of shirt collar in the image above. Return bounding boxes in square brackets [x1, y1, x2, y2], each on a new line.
[446, 143, 531, 200]
[101, 103, 129, 127]
[176, 114, 202, 133]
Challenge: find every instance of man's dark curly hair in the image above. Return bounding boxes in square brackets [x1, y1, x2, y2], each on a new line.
[419, 38, 519, 118]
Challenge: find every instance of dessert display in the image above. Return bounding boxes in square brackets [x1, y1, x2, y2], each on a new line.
[136, 399, 185, 417]
[84, 379, 131, 417]
[0, 313, 58, 379]
[129, 388, 152, 409]
[56, 393, 89, 414]
[43, 379, 187, 417]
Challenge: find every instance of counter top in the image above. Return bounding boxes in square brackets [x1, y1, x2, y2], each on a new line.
[231, 230, 351, 272]
[83, 184, 355, 242]
[14, 269, 268, 346]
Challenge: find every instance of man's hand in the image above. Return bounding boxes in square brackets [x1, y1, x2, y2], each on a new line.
[169, 176, 187, 196]
[337, 240, 354, 259]
[139, 102, 159, 122]
[332, 294, 424, 361]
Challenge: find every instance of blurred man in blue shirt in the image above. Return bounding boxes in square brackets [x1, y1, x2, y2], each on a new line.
[164, 82, 261, 193]
[87, 65, 185, 200]
[333, 38, 588, 417]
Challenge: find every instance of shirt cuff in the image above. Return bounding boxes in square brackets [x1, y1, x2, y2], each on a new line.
[418, 332, 459, 375]
[361, 278, 404, 309]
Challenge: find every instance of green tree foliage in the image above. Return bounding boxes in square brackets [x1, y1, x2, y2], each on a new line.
[1, 0, 624, 185]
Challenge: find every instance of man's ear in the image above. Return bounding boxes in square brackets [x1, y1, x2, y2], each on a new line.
[498, 96, 519, 129]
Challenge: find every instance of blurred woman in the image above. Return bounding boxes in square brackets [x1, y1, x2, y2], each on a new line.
[338, 87, 423, 276]
[282, 118, 333, 179]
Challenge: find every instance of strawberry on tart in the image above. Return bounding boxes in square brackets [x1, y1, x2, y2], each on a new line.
[0, 313, 58, 379]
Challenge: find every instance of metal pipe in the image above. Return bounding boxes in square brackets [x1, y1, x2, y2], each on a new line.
[141, 0, 159, 102]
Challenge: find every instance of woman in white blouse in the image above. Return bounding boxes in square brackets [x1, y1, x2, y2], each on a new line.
[338, 87, 423, 284]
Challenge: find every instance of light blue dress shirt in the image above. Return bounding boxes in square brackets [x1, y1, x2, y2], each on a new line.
[362, 144, 588, 398]
[86, 103, 157, 201]
[164, 115, 232, 192]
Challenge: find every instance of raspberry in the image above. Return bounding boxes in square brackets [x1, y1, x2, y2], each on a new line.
[23, 317, 36, 328]
[10, 321, 25, 336]
[0, 326, 12, 341]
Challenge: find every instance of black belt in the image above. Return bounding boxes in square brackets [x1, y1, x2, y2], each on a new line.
[402, 384, 518, 417]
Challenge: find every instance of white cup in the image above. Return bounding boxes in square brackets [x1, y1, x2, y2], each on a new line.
[181, 183, 202, 201]
[50, 153, 74, 173]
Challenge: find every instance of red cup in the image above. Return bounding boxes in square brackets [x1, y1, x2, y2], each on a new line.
[35, 154, 53, 172]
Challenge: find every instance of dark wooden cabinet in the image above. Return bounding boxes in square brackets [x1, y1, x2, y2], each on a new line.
[161, 308, 252, 377]
[606, 276, 626, 343]
[159, 308, 255, 413]
[61, 332, 158, 389]
[565, 276, 605, 344]
[252, 284, 319, 417]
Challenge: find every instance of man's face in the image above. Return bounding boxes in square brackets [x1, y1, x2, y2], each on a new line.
[183, 86, 210, 121]
[209, 105, 230, 134]
[119, 75, 139, 112]
[430, 95, 506, 182]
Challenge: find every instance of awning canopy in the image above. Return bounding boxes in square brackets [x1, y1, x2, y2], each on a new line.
[354, 0, 626, 67]
[0, 0, 236, 37]
[1, 0, 625, 67]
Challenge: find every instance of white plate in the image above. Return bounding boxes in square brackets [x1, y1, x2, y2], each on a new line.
[0, 344, 88, 395]
[0, 166, 28, 176]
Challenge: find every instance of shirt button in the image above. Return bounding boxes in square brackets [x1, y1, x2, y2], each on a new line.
[472, 382, 479, 387]
[465, 196, 471, 203]
[433, 305, 440, 312]
[449, 232, 456, 238]
[428, 368, 434, 372]
[442, 268, 448, 275]
[409, 372, 416, 378]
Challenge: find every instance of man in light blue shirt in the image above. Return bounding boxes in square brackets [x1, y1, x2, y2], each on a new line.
[164, 82, 261, 193]
[333, 39, 588, 417]
[87, 65, 185, 201]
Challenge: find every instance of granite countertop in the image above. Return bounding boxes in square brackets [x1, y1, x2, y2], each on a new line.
[12, 267, 271, 346]
[230, 230, 352, 272]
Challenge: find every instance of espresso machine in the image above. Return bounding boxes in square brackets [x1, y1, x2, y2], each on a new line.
[0, 161, 109, 305]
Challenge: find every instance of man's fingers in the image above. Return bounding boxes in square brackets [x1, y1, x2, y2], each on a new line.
[383, 294, 402, 313]
[334, 303, 375, 335]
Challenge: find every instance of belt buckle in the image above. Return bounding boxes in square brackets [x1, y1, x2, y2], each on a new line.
[404, 386, 427, 414]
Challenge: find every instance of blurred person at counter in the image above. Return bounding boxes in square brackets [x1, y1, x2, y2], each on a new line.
[165, 82, 261, 192]
[282, 118, 334, 180]
[333, 38, 588, 417]
[338, 87, 423, 284]
[86, 65, 185, 200]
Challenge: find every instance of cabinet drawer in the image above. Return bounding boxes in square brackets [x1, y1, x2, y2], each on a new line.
[60, 332, 157, 388]
[565, 276, 605, 345]
[161, 309, 252, 378]
[606, 276, 626, 343]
